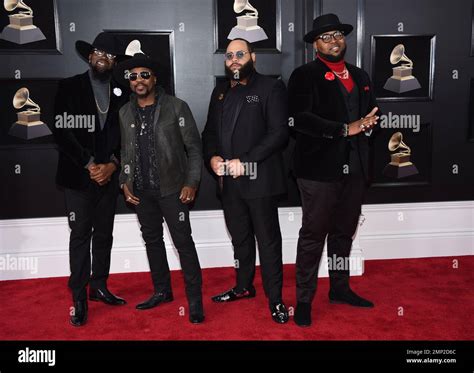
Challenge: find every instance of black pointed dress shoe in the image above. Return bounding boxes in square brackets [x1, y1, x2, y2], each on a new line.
[329, 288, 374, 308]
[211, 286, 256, 303]
[89, 287, 126, 306]
[70, 300, 88, 327]
[136, 292, 174, 310]
[270, 302, 289, 324]
[294, 302, 312, 327]
[189, 300, 205, 324]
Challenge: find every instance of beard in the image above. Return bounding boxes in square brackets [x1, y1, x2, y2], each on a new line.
[90, 64, 112, 82]
[317, 44, 347, 62]
[225, 58, 255, 81]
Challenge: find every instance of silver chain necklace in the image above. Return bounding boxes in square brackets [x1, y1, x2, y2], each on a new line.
[95, 85, 111, 114]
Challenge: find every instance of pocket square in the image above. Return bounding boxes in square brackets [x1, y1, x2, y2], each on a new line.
[246, 95, 260, 104]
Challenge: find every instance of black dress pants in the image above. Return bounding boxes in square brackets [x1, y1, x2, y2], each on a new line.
[64, 173, 119, 301]
[221, 184, 283, 304]
[134, 189, 202, 303]
[295, 175, 366, 304]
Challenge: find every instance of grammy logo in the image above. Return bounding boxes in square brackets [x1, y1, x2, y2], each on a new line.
[8, 87, 51, 139]
[227, 0, 268, 43]
[384, 44, 421, 94]
[383, 132, 419, 178]
[0, 0, 46, 44]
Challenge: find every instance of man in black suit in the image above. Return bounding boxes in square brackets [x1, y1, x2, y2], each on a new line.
[53, 33, 129, 327]
[202, 38, 290, 324]
[288, 14, 380, 327]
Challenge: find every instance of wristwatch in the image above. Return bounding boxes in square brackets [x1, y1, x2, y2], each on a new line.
[342, 123, 349, 137]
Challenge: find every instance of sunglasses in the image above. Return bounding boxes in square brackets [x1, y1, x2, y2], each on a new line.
[127, 71, 152, 81]
[93, 49, 116, 60]
[224, 50, 250, 61]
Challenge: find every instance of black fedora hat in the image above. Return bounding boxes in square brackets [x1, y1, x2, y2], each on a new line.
[114, 52, 162, 87]
[303, 13, 353, 43]
[75, 32, 123, 61]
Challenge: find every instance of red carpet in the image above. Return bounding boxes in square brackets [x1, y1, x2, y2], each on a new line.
[0, 256, 472, 340]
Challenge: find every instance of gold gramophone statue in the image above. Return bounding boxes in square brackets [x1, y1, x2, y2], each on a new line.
[383, 132, 419, 178]
[8, 87, 52, 139]
[0, 0, 46, 44]
[227, 0, 268, 43]
[384, 44, 421, 94]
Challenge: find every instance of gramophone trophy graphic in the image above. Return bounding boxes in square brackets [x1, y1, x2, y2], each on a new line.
[1, 0, 46, 44]
[125, 39, 144, 56]
[383, 44, 421, 94]
[8, 87, 52, 140]
[227, 0, 268, 43]
[383, 132, 419, 178]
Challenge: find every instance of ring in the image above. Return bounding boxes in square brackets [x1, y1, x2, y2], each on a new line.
[127, 197, 132, 201]
[186, 197, 191, 201]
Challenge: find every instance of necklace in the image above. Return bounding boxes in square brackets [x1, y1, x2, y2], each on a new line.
[333, 67, 349, 80]
[95, 85, 110, 114]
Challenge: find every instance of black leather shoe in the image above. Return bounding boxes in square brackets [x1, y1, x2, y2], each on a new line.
[70, 300, 88, 327]
[136, 292, 174, 310]
[211, 286, 256, 303]
[270, 302, 289, 324]
[89, 287, 126, 306]
[329, 288, 374, 308]
[294, 302, 312, 327]
[189, 300, 205, 324]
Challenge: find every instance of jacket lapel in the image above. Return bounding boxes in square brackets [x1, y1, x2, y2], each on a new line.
[315, 59, 349, 122]
[346, 64, 367, 117]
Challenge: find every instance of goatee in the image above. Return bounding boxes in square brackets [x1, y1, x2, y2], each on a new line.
[225, 59, 255, 81]
[317, 46, 347, 62]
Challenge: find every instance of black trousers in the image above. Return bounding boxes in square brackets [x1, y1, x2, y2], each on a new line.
[221, 184, 283, 304]
[64, 173, 119, 302]
[296, 176, 366, 304]
[134, 189, 202, 303]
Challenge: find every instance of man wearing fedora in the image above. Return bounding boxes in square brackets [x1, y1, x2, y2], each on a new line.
[115, 51, 204, 324]
[288, 14, 381, 327]
[53, 32, 130, 327]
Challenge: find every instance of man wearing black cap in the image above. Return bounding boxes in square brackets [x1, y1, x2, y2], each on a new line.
[53, 32, 129, 327]
[288, 14, 380, 327]
[115, 50, 204, 324]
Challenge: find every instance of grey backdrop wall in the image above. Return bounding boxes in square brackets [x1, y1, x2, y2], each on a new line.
[0, 0, 473, 219]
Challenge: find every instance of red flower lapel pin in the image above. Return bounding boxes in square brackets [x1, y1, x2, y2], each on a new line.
[325, 72, 335, 81]
[364, 86, 370, 91]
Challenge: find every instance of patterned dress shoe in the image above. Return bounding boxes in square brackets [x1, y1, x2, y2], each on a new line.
[270, 302, 289, 324]
[211, 286, 256, 303]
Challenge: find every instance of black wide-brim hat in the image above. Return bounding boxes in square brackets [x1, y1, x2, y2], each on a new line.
[304, 13, 353, 43]
[114, 53, 162, 87]
[75, 32, 124, 61]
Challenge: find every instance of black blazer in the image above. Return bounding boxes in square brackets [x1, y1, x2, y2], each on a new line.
[288, 58, 380, 182]
[202, 72, 289, 199]
[53, 71, 129, 189]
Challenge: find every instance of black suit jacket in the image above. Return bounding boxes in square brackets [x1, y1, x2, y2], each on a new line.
[202, 72, 289, 199]
[53, 71, 129, 189]
[288, 58, 380, 182]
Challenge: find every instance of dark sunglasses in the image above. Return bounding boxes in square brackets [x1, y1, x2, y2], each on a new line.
[127, 71, 152, 81]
